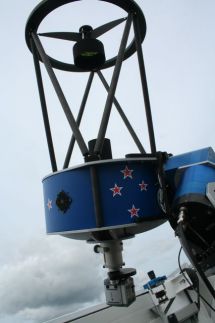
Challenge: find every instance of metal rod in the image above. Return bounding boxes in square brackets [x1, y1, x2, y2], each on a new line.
[94, 14, 132, 155]
[133, 14, 157, 154]
[30, 38, 58, 172]
[90, 166, 104, 228]
[97, 71, 146, 154]
[31, 32, 89, 157]
[63, 72, 94, 169]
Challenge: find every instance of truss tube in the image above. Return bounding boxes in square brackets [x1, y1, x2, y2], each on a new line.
[90, 166, 104, 228]
[94, 14, 132, 155]
[133, 14, 157, 154]
[97, 71, 146, 154]
[30, 38, 57, 172]
[63, 72, 94, 169]
[31, 33, 89, 157]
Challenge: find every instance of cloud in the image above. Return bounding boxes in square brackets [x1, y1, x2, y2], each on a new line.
[123, 223, 181, 288]
[0, 236, 104, 322]
[0, 225, 181, 323]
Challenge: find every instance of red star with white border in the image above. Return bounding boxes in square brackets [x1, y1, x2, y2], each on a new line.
[128, 204, 140, 218]
[121, 166, 133, 179]
[47, 199, 52, 211]
[139, 181, 148, 191]
[110, 184, 123, 197]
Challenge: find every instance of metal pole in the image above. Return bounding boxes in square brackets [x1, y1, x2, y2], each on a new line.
[63, 72, 94, 169]
[97, 71, 146, 154]
[90, 166, 104, 228]
[133, 14, 157, 154]
[30, 38, 57, 172]
[94, 14, 132, 155]
[31, 32, 89, 157]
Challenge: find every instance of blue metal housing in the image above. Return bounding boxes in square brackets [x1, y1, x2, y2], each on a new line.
[42, 147, 215, 240]
[43, 158, 165, 238]
[174, 165, 215, 201]
[165, 147, 215, 206]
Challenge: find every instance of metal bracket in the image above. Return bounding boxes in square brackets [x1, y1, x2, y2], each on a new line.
[206, 182, 215, 208]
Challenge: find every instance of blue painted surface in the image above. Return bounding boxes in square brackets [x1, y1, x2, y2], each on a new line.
[165, 147, 215, 190]
[43, 160, 164, 234]
[165, 147, 215, 172]
[143, 276, 167, 290]
[174, 164, 215, 200]
[97, 162, 161, 227]
[43, 167, 96, 233]
[43, 148, 215, 235]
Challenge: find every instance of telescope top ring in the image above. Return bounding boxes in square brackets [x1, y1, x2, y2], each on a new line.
[25, 0, 146, 72]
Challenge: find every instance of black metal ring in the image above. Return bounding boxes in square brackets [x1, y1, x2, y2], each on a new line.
[25, 0, 146, 72]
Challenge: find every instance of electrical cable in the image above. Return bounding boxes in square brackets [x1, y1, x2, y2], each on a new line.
[178, 246, 215, 312]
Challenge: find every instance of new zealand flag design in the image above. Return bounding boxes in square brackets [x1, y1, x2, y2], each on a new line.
[43, 160, 164, 234]
[97, 161, 162, 227]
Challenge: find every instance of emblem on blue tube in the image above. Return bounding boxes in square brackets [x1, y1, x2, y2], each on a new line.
[56, 191, 72, 214]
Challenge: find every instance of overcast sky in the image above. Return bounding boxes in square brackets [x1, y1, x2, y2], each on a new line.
[0, 0, 215, 322]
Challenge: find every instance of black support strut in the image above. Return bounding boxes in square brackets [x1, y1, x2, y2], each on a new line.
[94, 14, 132, 155]
[97, 71, 146, 154]
[30, 38, 57, 172]
[133, 14, 157, 154]
[63, 72, 94, 168]
[31, 32, 89, 157]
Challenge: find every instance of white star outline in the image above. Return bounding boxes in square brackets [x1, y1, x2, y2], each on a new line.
[47, 199, 52, 211]
[128, 204, 140, 218]
[139, 180, 148, 191]
[110, 184, 123, 197]
[120, 166, 134, 179]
